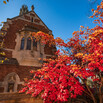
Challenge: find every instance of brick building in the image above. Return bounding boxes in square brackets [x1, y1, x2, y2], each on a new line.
[0, 5, 56, 102]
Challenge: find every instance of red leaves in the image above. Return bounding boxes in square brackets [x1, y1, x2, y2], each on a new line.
[20, 55, 84, 102]
[31, 31, 55, 46]
[91, 9, 94, 12]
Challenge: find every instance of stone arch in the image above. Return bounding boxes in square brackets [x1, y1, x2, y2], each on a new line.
[3, 72, 20, 93]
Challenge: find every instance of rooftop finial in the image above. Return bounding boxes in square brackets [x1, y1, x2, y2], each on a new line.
[19, 5, 29, 15]
[31, 5, 34, 11]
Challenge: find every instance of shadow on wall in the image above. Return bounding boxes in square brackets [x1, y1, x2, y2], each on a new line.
[0, 93, 43, 103]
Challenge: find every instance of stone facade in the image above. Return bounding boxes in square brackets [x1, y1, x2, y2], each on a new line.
[0, 5, 56, 103]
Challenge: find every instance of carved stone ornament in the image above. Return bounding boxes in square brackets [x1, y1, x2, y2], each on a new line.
[31, 5, 34, 11]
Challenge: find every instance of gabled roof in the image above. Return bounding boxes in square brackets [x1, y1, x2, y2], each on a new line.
[7, 10, 52, 33]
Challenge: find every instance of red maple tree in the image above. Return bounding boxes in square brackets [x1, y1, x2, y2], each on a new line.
[20, 1, 103, 103]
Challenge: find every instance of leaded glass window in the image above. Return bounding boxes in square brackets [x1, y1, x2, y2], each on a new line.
[26, 37, 31, 50]
[20, 37, 25, 50]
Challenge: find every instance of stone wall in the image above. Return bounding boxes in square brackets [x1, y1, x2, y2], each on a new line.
[0, 64, 39, 81]
[0, 93, 43, 103]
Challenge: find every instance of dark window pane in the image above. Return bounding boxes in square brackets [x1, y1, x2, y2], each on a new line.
[26, 37, 31, 50]
[33, 38, 37, 51]
[20, 37, 25, 50]
[8, 83, 14, 92]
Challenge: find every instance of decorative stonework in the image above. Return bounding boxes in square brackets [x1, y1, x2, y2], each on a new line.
[19, 5, 29, 16]
[2, 72, 23, 93]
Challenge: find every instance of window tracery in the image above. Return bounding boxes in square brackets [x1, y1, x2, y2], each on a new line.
[20, 36, 38, 51]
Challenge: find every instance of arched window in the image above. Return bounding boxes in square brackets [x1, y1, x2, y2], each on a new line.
[4, 72, 21, 93]
[26, 37, 31, 50]
[20, 37, 25, 50]
[33, 38, 37, 51]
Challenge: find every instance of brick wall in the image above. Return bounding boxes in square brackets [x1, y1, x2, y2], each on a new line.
[0, 64, 39, 81]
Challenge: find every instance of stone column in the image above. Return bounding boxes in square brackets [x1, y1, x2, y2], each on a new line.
[24, 31, 27, 50]
[15, 33, 21, 51]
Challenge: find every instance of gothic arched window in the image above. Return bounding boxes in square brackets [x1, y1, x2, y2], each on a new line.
[20, 37, 25, 50]
[33, 38, 37, 51]
[26, 37, 31, 50]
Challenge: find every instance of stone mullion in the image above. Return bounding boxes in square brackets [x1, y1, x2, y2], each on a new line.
[31, 39, 33, 51]
[24, 32, 27, 50]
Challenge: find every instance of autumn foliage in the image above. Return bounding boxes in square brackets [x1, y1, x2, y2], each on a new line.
[20, 1, 103, 103]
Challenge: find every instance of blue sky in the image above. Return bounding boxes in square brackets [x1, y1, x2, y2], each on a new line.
[0, 0, 101, 40]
